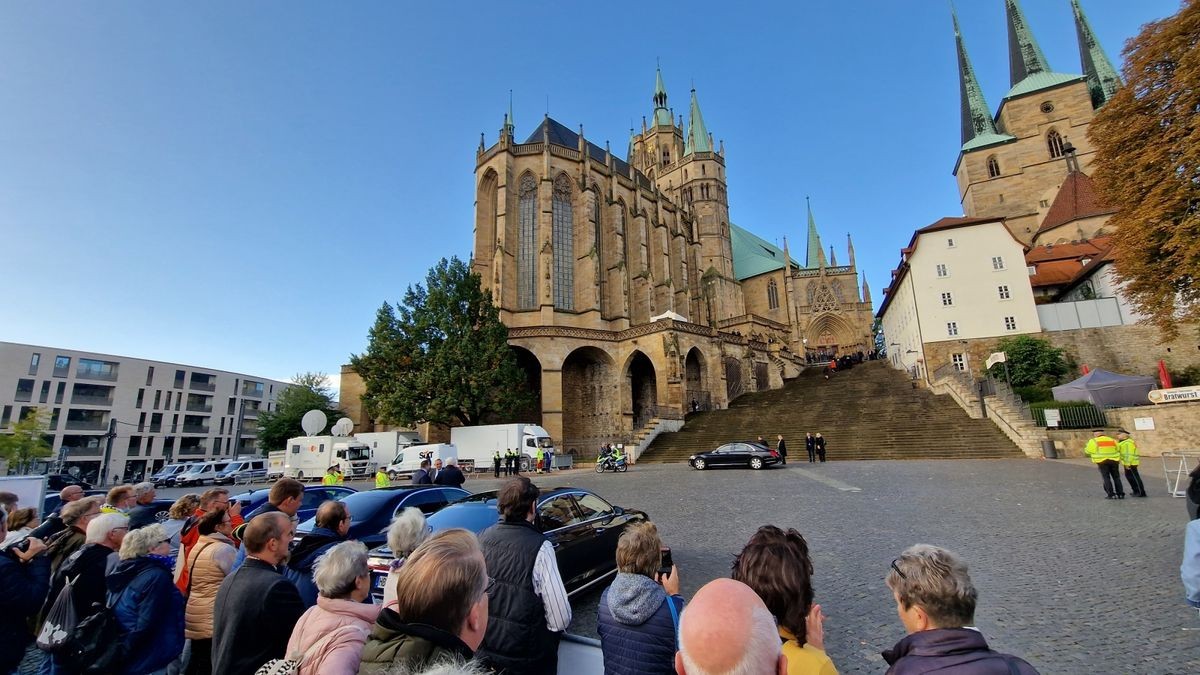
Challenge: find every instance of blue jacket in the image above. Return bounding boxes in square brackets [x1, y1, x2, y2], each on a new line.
[597, 573, 682, 675]
[107, 555, 185, 675]
[0, 550, 51, 673]
[283, 527, 342, 607]
[1183, 518, 1200, 607]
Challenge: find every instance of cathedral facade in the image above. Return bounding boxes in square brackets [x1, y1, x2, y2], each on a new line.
[469, 72, 873, 455]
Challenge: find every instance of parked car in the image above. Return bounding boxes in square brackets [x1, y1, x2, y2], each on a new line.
[45, 474, 92, 491]
[688, 442, 781, 470]
[366, 487, 648, 602]
[213, 458, 268, 485]
[175, 461, 232, 487]
[232, 485, 357, 523]
[152, 462, 201, 487]
[297, 486, 469, 552]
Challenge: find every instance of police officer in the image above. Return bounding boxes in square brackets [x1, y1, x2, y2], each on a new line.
[375, 466, 390, 489]
[322, 465, 339, 486]
[494, 449, 503, 478]
[1118, 429, 1147, 497]
[1085, 429, 1125, 499]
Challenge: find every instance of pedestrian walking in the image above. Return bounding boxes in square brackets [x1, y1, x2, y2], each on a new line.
[815, 433, 827, 463]
[494, 450, 503, 478]
[806, 433, 816, 463]
[1084, 429, 1125, 499]
[1118, 429, 1147, 498]
[775, 434, 788, 466]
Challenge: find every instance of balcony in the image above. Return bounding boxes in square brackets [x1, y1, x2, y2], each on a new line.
[64, 419, 109, 431]
[181, 424, 211, 434]
[186, 403, 213, 413]
[190, 379, 217, 392]
[70, 392, 114, 407]
[76, 360, 119, 382]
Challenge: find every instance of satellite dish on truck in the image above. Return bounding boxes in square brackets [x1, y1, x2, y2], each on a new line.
[301, 410, 328, 436]
[332, 418, 354, 437]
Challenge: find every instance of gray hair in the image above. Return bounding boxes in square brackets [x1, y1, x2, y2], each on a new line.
[313, 540, 369, 599]
[678, 600, 779, 675]
[86, 512, 129, 544]
[387, 507, 430, 559]
[132, 482, 156, 499]
[119, 523, 168, 560]
[886, 544, 977, 628]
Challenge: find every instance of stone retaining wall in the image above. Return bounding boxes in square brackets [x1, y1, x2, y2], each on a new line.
[1046, 400, 1200, 458]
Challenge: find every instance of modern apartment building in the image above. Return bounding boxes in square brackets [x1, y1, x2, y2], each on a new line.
[0, 342, 289, 483]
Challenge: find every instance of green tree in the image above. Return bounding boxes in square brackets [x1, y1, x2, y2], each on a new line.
[350, 256, 534, 427]
[0, 407, 52, 474]
[989, 336, 1069, 388]
[255, 372, 345, 451]
[1089, 0, 1200, 338]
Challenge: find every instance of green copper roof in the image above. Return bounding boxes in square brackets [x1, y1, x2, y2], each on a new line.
[954, 6, 1014, 151]
[730, 223, 798, 281]
[961, 132, 1017, 152]
[684, 89, 712, 155]
[1071, 0, 1122, 108]
[1005, 0, 1051, 86]
[805, 199, 825, 269]
[1005, 71, 1084, 99]
[653, 68, 672, 127]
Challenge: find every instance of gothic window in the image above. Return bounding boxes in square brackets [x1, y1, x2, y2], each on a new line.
[552, 174, 575, 310]
[810, 282, 840, 314]
[662, 149, 670, 166]
[830, 279, 845, 303]
[517, 173, 538, 309]
[806, 282, 816, 305]
[767, 279, 779, 310]
[592, 187, 602, 252]
[1047, 130, 1065, 159]
[986, 155, 1000, 178]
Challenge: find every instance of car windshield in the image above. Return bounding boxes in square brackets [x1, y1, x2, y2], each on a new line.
[339, 446, 371, 461]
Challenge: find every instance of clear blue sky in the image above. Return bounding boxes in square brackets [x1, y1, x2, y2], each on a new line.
[0, 1, 1177, 394]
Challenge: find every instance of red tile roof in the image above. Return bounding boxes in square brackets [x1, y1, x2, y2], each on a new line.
[1037, 171, 1118, 234]
[1026, 237, 1114, 289]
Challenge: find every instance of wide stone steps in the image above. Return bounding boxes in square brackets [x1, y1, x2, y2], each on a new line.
[639, 361, 1022, 463]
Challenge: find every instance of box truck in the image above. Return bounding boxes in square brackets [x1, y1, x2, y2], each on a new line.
[353, 431, 422, 477]
[450, 423, 554, 473]
[383, 443, 459, 480]
[284, 435, 369, 481]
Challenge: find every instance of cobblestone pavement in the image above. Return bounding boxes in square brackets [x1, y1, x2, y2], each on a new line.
[163, 460, 1200, 673]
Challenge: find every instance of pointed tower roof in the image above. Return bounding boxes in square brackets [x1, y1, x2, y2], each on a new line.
[684, 89, 712, 155]
[829, 245, 838, 267]
[1071, 0, 1122, 108]
[1004, 0, 1082, 99]
[862, 272, 872, 305]
[954, 7, 1015, 152]
[847, 232, 856, 267]
[1037, 170, 1117, 236]
[504, 91, 515, 137]
[653, 68, 672, 127]
[805, 198, 825, 269]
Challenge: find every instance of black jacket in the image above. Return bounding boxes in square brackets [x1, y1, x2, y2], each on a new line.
[477, 520, 558, 675]
[41, 543, 114, 630]
[211, 557, 305, 675]
[0, 550, 50, 673]
[805, 436, 816, 451]
[883, 628, 1040, 674]
[434, 465, 466, 487]
[126, 503, 159, 530]
[411, 469, 432, 485]
[776, 440, 787, 455]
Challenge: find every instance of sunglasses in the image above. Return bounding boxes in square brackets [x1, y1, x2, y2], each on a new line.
[890, 558, 907, 580]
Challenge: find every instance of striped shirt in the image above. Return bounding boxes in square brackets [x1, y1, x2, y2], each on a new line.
[531, 540, 572, 631]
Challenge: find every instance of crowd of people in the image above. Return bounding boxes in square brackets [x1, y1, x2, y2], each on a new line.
[755, 434, 828, 465]
[0, 473, 1050, 675]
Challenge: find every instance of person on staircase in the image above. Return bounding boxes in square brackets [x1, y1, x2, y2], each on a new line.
[1084, 430, 1125, 499]
[1117, 430, 1147, 498]
[815, 433, 827, 463]
[806, 433, 816, 463]
[776, 435, 788, 466]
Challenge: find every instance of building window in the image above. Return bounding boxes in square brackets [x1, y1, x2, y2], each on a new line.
[241, 381, 264, 398]
[153, 390, 161, 409]
[76, 358, 118, 381]
[1, 406, 10, 428]
[947, 238, 955, 248]
[146, 366, 155, 386]
[55, 382, 65, 404]
[1004, 316, 1017, 331]
[951, 354, 966, 371]
[1027, 265, 1037, 276]
[551, 174, 575, 310]
[1047, 130, 1065, 159]
[136, 389, 144, 409]
[174, 370, 185, 389]
[767, 279, 779, 310]
[936, 264, 948, 278]
[998, 285, 1011, 300]
[53, 356, 71, 378]
[39, 381, 51, 404]
[28, 353, 41, 376]
[986, 156, 1000, 178]
[1039, 199, 1049, 208]
[14, 379, 34, 402]
[992, 256, 1005, 270]
[947, 322, 958, 337]
[517, 173, 538, 309]
[941, 292, 954, 306]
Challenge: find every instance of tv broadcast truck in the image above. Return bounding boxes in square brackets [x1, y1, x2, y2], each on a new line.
[383, 443, 458, 480]
[450, 423, 555, 473]
[284, 435, 372, 481]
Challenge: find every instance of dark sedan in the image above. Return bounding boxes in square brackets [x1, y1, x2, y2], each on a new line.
[366, 487, 648, 602]
[233, 485, 356, 523]
[296, 485, 469, 551]
[689, 441, 781, 470]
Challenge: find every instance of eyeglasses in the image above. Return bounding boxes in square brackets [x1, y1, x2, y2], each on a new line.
[158, 538, 171, 545]
[112, 526, 130, 532]
[890, 558, 908, 580]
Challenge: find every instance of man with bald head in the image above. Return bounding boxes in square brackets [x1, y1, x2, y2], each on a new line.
[284, 500, 350, 606]
[28, 485, 86, 541]
[675, 579, 787, 675]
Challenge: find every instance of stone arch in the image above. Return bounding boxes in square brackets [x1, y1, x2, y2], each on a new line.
[806, 313, 859, 359]
[561, 346, 617, 458]
[986, 155, 1000, 178]
[625, 350, 658, 431]
[1046, 129, 1065, 159]
[509, 346, 542, 425]
[684, 347, 708, 410]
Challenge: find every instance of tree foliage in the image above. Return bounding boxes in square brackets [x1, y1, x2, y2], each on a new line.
[1089, 0, 1200, 338]
[0, 407, 52, 473]
[989, 335, 1070, 389]
[350, 257, 534, 427]
[255, 372, 345, 451]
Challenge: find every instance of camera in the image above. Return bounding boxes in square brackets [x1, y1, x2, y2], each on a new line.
[659, 546, 673, 578]
[14, 538, 32, 553]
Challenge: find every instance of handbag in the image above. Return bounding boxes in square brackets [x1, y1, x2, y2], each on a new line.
[254, 625, 365, 675]
[36, 575, 80, 653]
[59, 602, 124, 675]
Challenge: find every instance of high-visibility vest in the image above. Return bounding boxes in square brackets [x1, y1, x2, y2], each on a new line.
[1085, 436, 1120, 463]
[323, 472, 338, 485]
[1118, 438, 1139, 466]
[375, 470, 390, 488]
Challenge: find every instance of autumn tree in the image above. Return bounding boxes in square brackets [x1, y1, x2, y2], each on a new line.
[1089, 0, 1200, 338]
[350, 257, 534, 427]
[0, 407, 53, 473]
[255, 373, 345, 451]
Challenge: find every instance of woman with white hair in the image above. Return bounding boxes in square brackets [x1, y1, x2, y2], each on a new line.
[107, 523, 186, 674]
[382, 507, 431, 607]
[284, 540, 381, 675]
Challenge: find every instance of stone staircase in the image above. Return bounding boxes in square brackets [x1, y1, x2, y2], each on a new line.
[638, 361, 1025, 463]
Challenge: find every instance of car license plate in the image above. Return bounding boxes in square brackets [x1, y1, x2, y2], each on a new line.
[373, 574, 387, 589]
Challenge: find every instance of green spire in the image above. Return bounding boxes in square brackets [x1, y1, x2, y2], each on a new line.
[652, 67, 672, 127]
[684, 88, 712, 155]
[805, 198, 825, 269]
[504, 90, 515, 137]
[954, 6, 1008, 150]
[1005, 0, 1051, 85]
[1070, 0, 1121, 108]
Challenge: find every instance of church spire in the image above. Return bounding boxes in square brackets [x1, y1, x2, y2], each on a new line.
[684, 89, 712, 155]
[805, 198, 825, 269]
[847, 233, 856, 268]
[954, 6, 1008, 150]
[829, 245, 838, 267]
[652, 67, 672, 127]
[503, 90, 515, 139]
[862, 272, 872, 305]
[1070, 0, 1121, 108]
[1005, 0, 1051, 87]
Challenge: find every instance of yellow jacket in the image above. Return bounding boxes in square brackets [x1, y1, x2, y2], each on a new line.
[779, 627, 838, 675]
[1084, 436, 1120, 463]
[322, 472, 338, 485]
[1118, 438, 1139, 466]
[375, 470, 390, 488]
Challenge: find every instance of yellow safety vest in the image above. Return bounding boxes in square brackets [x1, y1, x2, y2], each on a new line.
[1118, 439, 1139, 466]
[1085, 436, 1120, 463]
[376, 470, 390, 488]
[322, 473, 337, 485]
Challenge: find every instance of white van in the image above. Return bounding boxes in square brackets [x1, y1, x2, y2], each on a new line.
[214, 458, 267, 485]
[176, 461, 231, 487]
[384, 443, 458, 480]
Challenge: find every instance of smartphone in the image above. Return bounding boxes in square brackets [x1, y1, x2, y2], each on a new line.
[659, 546, 673, 579]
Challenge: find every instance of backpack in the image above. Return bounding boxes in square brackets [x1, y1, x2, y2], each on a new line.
[254, 625, 364, 675]
[36, 575, 79, 653]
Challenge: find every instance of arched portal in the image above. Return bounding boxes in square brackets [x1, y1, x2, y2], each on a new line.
[684, 347, 707, 411]
[508, 346, 542, 425]
[562, 347, 616, 457]
[626, 351, 658, 431]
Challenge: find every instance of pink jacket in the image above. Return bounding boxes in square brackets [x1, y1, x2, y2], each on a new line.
[285, 596, 380, 675]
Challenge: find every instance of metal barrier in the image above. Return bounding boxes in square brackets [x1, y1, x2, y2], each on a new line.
[1030, 404, 1107, 428]
[1160, 452, 1200, 498]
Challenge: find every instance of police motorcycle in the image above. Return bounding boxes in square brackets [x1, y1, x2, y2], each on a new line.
[595, 445, 628, 473]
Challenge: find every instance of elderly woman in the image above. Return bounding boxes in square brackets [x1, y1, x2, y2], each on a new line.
[381, 507, 431, 607]
[285, 541, 381, 675]
[163, 494, 200, 559]
[184, 508, 237, 675]
[1, 507, 39, 548]
[596, 521, 684, 675]
[731, 525, 837, 675]
[108, 523, 186, 675]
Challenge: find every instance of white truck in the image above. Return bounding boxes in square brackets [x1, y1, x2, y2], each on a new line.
[284, 435, 368, 481]
[384, 443, 459, 480]
[450, 423, 555, 473]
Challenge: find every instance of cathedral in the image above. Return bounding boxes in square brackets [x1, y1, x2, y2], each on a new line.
[468, 71, 873, 455]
